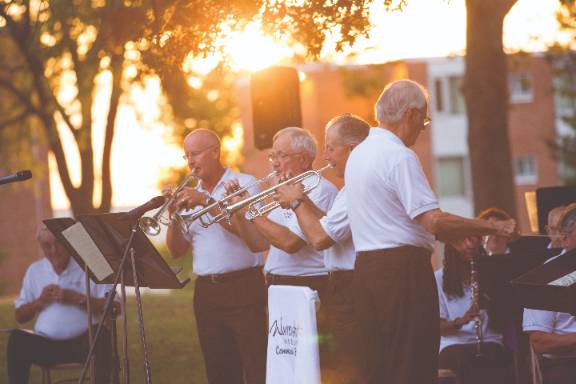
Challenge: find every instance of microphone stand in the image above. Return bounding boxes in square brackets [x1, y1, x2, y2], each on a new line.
[78, 221, 153, 384]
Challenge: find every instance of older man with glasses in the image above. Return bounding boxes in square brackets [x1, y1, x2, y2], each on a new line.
[227, 126, 338, 379]
[167, 128, 268, 384]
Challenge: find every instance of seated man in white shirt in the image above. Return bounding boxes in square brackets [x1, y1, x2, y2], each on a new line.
[7, 225, 116, 384]
[523, 202, 576, 384]
[436, 236, 513, 384]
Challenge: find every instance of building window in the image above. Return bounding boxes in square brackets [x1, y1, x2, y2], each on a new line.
[515, 155, 538, 185]
[509, 72, 533, 103]
[434, 78, 444, 113]
[448, 76, 466, 115]
[436, 157, 466, 197]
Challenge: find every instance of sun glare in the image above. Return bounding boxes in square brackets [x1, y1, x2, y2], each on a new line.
[222, 23, 291, 72]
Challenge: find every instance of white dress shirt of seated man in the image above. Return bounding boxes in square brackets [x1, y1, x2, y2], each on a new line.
[225, 126, 337, 274]
[15, 227, 114, 337]
[524, 203, 576, 358]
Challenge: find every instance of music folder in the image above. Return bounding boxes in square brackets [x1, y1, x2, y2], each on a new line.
[43, 213, 189, 289]
[511, 248, 576, 315]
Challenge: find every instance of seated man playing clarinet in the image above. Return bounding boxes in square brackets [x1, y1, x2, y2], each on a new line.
[435, 236, 513, 384]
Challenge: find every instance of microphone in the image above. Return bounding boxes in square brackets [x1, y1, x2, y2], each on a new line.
[126, 196, 166, 221]
[0, 170, 32, 186]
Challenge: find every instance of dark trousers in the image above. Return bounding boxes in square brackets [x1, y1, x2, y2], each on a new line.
[325, 271, 365, 384]
[353, 247, 439, 384]
[540, 357, 576, 384]
[194, 267, 267, 384]
[7, 327, 111, 384]
[439, 342, 514, 384]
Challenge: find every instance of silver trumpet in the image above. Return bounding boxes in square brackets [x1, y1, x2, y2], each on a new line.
[173, 171, 278, 230]
[470, 254, 484, 357]
[138, 173, 197, 236]
[224, 163, 334, 222]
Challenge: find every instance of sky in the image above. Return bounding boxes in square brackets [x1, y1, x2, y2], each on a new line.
[49, 0, 569, 210]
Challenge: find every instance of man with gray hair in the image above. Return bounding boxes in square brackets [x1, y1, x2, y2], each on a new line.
[227, 126, 338, 379]
[345, 79, 517, 383]
[523, 203, 576, 384]
[274, 114, 370, 382]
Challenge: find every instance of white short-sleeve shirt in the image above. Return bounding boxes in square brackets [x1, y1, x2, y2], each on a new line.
[434, 268, 503, 352]
[522, 250, 576, 359]
[183, 168, 264, 276]
[14, 258, 114, 340]
[344, 128, 439, 252]
[319, 187, 355, 271]
[264, 176, 337, 276]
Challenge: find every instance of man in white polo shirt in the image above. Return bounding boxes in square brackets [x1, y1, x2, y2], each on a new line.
[7, 225, 114, 384]
[523, 203, 576, 384]
[227, 127, 337, 379]
[345, 79, 517, 384]
[274, 114, 370, 382]
[167, 129, 268, 384]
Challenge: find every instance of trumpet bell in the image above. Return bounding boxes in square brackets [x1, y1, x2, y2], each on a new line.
[139, 216, 161, 236]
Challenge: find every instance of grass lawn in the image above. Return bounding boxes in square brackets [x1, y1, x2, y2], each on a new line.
[0, 252, 209, 383]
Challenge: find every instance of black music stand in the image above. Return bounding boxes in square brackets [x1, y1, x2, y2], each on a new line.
[511, 248, 576, 315]
[44, 213, 189, 384]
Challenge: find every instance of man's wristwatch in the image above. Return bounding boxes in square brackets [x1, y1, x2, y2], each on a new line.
[289, 198, 303, 211]
[203, 193, 213, 206]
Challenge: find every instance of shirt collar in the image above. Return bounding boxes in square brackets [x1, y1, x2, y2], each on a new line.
[197, 168, 231, 194]
[370, 127, 405, 147]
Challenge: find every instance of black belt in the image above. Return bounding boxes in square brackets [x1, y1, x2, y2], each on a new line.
[328, 270, 354, 280]
[265, 273, 328, 284]
[197, 267, 262, 284]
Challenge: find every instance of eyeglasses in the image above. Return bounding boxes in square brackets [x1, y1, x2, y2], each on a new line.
[423, 117, 432, 129]
[267, 151, 303, 163]
[182, 145, 217, 161]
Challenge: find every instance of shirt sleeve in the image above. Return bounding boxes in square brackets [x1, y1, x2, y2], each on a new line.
[14, 266, 36, 309]
[286, 179, 337, 242]
[434, 270, 450, 319]
[319, 199, 351, 243]
[390, 152, 439, 220]
[523, 308, 557, 333]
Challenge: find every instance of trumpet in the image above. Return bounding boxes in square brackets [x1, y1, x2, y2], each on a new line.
[223, 163, 334, 222]
[173, 171, 277, 230]
[138, 173, 197, 236]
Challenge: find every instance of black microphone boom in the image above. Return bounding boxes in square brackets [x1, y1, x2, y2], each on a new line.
[127, 196, 166, 221]
[0, 170, 32, 186]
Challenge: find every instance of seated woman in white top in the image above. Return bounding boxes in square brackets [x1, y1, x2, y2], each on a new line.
[435, 236, 513, 384]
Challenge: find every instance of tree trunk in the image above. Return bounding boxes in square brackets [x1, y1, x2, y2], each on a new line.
[464, 0, 517, 217]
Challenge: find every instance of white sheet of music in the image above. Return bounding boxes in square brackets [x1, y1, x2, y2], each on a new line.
[548, 271, 576, 287]
[62, 222, 114, 281]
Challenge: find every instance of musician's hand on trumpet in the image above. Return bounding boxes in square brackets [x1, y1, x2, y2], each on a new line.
[174, 187, 211, 211]
[274, 183, 305, 210]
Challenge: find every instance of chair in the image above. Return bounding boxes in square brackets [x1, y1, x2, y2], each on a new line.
[39, 362, 85, 384]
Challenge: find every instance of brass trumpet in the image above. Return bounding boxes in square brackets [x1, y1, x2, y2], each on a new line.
[138, 173, 197, 236]
[173, 171, 277, 230]
[223, 163, 334, 222]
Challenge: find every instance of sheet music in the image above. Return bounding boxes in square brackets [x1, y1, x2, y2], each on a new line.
[62, 222, 114, 281]
[548, 271, 576, 287]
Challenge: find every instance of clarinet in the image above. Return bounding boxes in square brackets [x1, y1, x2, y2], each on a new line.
[470, 254, 484, 357]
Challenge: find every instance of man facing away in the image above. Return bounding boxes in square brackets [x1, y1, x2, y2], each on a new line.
[345, 79, 517, 384]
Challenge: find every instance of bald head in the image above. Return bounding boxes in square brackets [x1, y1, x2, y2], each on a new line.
[184, 129, 221, 148]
